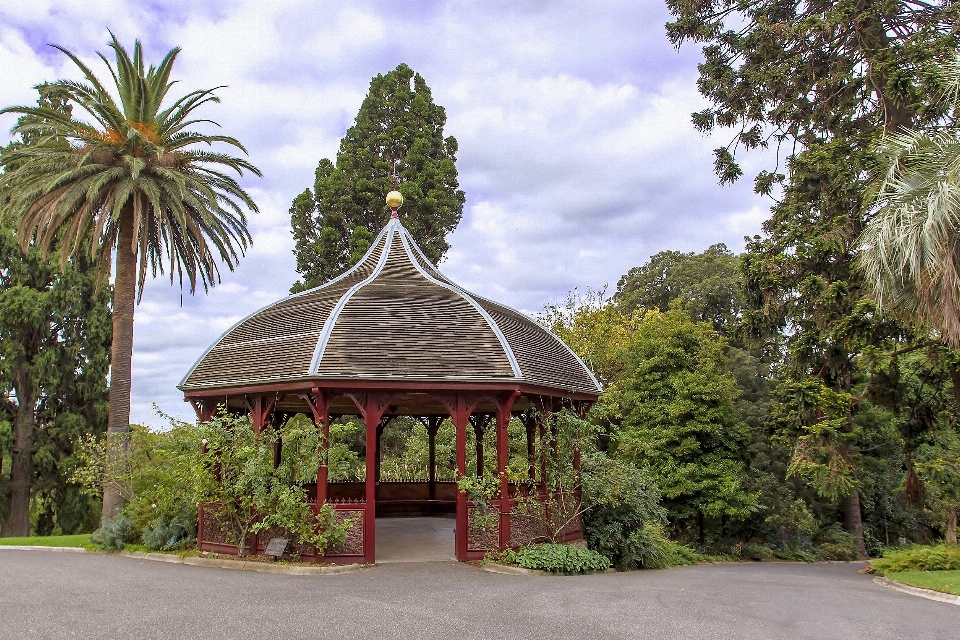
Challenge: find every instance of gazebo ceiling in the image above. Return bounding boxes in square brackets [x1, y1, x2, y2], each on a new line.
[179, 218, 602, 397]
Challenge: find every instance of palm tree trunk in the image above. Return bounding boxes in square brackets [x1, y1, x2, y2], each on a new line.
[101, 209, 137, 521]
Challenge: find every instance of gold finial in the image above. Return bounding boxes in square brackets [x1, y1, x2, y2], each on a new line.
[386, 190, 403, 211]
[387, 158, 403, 219]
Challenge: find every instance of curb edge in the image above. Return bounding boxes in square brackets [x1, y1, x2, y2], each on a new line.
[874, 576, 960, 606]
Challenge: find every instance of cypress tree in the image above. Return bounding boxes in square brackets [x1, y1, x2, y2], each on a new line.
[290, 63, 465, 292]
[0, 86, 112, 536]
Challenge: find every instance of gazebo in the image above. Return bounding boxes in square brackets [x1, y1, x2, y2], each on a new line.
[179, 193, 602, 563]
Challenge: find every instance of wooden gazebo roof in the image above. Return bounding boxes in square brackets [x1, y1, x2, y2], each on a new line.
[179, 218, 602, 399]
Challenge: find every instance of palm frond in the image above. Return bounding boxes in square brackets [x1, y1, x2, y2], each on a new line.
[0, 35, 260, 301]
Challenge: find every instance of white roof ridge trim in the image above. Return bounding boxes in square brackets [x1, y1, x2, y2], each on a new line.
[310, 219, 398, 372]
[397, 224, 523, 378]
[407, 224, 600, 393]
[407, 232, 456, 284]
[288, 223, 394, 299]
[468, 293, 604, 394]
[178, 222, 394, 388]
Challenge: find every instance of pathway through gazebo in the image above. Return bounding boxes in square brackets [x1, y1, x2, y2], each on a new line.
[375, 516, 455, 563]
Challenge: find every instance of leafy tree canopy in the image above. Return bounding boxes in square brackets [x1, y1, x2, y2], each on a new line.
[290, 63, 465, 292]
[0, 35, 261, 521]
[602, 307, 758, 533]
[614, 244, 742, 334]
[667, 0, 958, 554]
[538, 288, 642, 388]
[858, 60, 960, 346]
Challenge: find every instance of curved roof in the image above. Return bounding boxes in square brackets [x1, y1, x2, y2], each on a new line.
[179, 218, 602, 396]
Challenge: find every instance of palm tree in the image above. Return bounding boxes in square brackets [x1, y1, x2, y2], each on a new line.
[0, 35, 261, 520]
[857, 60, 960, 346]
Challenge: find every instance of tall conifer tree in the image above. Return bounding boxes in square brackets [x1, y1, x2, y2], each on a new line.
[667, 1, 958, 554]
[290, 63, 465, 292]
[0, 86, 112, 537]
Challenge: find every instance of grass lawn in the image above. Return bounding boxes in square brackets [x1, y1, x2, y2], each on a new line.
[0, 534, 93, 549]
[888, 570, 960, 596]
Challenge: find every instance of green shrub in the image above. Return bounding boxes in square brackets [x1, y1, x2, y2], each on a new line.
[507, 543, 611, 574]
[772, 548, 816, 562]
[663, 540, 702, 565]
[815, 525, 862, 561]
[617, 523, 700, 568]
[142, 518, 195, 551]
[90, 514, 139, 551]
[741, 541, 775, 561]
[870, 544, 960, 574]
[581, 452, 667, 569]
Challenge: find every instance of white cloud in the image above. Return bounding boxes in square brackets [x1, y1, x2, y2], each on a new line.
[0, 0, 776, 426]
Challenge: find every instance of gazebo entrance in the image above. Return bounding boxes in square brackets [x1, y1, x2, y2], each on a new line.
[375, 516, 455, 563]
[181, 213, 602, 564]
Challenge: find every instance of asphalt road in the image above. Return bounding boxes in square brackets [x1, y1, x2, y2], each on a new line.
[1, 551, 957, 640]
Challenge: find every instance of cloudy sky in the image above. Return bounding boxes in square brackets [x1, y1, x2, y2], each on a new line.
[0, 1, 773, 427]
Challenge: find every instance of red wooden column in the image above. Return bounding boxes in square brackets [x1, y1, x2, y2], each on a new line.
[244, 394, 277, 435]
[572, 401, 593, 477]
[242, 394, 276, 554]
[524, 416, 537, 481]
[438, 393, 481, 561]
[189, 398, 216, 424]
[471, 416, 486, 477]
[496, 392, 519, 549]
[533, 397, 552, 497]
[190, 398, 216, 549]
[301, 389, 331, 505]
[426, 417, 441, 503]
[346, 392, 392, 564]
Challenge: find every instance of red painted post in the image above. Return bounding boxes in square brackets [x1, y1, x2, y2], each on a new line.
[190, 399, 214, 552]
[427, 417, 439, 502]
[473, 419, 485, 477]
[496, 392, 519, 549]
[302, 390, 330, 505]
[340, 391, 393, 564]
[525, 418, 536, 481]
[454, 395, 468, 560]
[363, 395, 380, 564]
[539, 416, 547, 496]
[244, 394, 276, 435]
[375, 422, 385, 484]
[190, 398, 215, 423]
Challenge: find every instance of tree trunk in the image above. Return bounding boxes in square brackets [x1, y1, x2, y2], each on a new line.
[101, 208, 137, 522]
[842, 487, 868, 558]
[946, 509, 957, 545]
[855, 2, 914, 132]
[0, 374, 35, 537]
[949, 364, 960, 410]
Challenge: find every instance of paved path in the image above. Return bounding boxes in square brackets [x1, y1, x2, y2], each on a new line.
[1, 550, 957, 640]
[376, 516, 455, 563]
